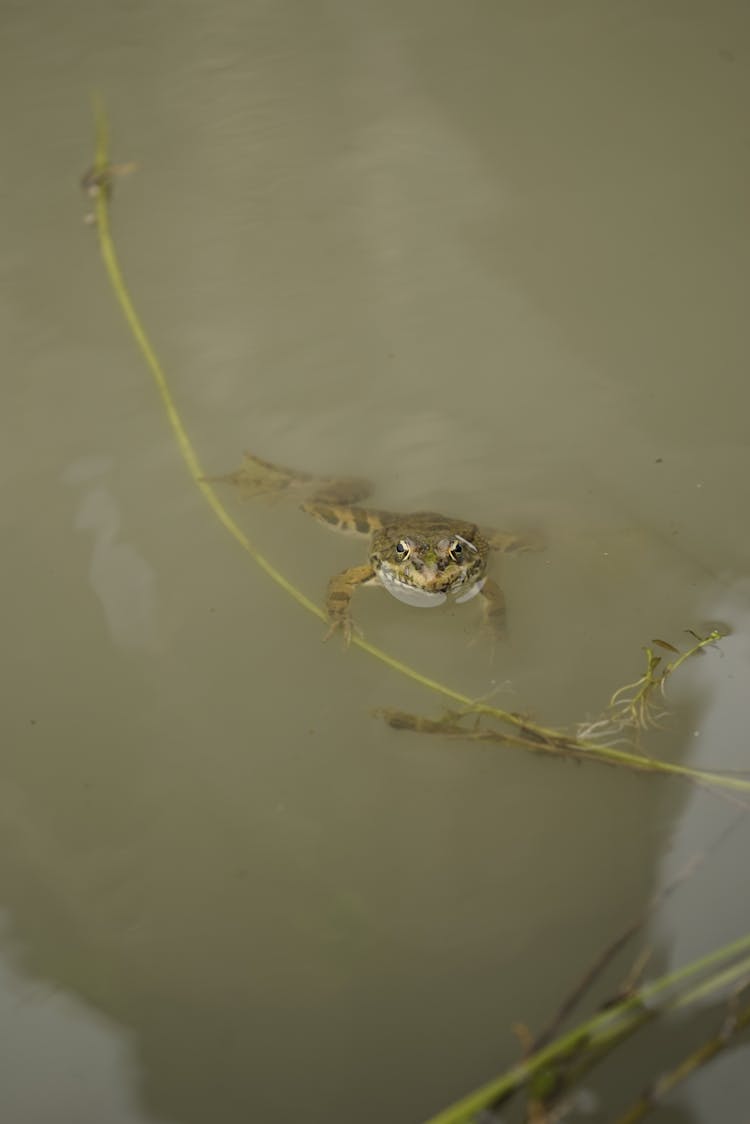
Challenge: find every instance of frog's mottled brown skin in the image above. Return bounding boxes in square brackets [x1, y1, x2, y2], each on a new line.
[224, 453, 542, 644]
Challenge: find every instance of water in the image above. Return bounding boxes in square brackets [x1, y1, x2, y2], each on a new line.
[3, 2, 750, 1121]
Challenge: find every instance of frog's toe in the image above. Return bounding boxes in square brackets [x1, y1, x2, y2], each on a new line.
[323, 620, 344, 645]
[323, 616, 360, 647]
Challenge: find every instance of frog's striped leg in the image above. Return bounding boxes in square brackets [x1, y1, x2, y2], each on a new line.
[324, 563, 377, 645]
[302, 500, 386, 538]
[478, 577, 507, 637]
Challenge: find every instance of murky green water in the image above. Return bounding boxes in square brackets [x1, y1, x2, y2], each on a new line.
[3, 2, 750, 1121]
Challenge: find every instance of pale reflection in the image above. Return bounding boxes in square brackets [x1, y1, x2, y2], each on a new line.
[0, 924, 163, 1124]
[65, 458, 160, 652]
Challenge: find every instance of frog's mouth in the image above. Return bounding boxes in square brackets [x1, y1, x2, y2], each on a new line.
[378, 565, 485, 609]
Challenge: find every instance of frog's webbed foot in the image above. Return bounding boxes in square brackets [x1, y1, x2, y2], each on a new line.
[209, 452, 313, 502]
[483, 528, 546, 554]
[323, 563, 376, 646]
[211, 452, 373, 509]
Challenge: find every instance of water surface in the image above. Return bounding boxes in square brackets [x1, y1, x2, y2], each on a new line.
[2, 2, 750, 1121]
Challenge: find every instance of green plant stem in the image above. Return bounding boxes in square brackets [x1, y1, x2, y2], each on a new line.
[613, 997, 750, 1123]
[421, 932, 750, 1124]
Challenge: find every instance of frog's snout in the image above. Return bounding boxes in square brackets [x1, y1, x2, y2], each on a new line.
[415, 558, 441, 587]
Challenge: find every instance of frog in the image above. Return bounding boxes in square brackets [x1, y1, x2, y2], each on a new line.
[222, 452, 543, 644]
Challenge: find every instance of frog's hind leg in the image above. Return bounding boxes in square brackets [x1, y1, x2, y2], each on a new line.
[305, 475, 373, 507]
[211, 452, 312, 501]
[483, 528, 546, 554]
[215, 452, 373, 508]
[301, 499, 387, 538]
[299, 469, 384, 537]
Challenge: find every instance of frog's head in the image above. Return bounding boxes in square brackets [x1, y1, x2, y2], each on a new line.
[371, 516, 487, 608]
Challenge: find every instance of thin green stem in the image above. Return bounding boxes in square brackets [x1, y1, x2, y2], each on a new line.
[422, 932, 750, 1124]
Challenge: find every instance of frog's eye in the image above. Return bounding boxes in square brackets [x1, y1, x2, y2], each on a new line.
[395, 540, 411, 561]
[450, 536, 476, 562]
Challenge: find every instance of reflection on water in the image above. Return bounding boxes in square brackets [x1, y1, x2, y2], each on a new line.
[2, 1, 750, 1122]
[0, 919, 160, 1124]
[66, 457, 161, 653]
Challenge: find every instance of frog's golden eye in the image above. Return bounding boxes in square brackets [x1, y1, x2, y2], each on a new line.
[449, 536, 476, 563]
[395, 540, 411, 561]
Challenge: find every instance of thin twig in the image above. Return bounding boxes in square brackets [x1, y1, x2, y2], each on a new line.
[613, 995, 750, 1123]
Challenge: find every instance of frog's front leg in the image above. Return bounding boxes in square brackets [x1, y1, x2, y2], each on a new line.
[324, 563, 377, 645]
[478, 577, 507, 638]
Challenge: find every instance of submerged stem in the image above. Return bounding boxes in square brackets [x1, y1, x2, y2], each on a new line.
[422, 932, 750, 1124]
